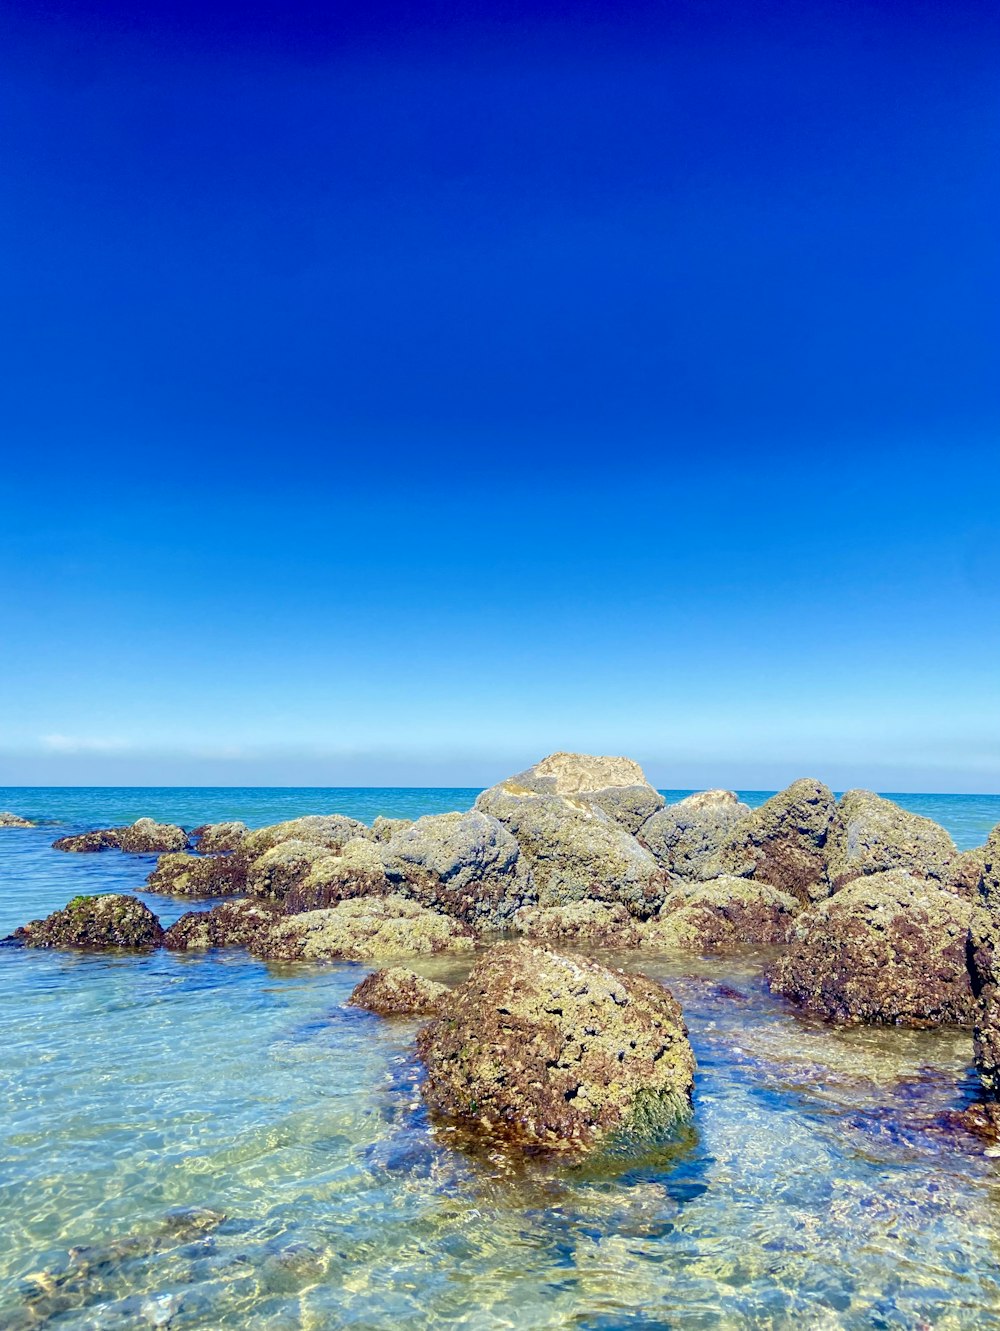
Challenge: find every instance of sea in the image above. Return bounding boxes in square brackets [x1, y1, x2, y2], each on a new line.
[2, 786, 1000, 1330]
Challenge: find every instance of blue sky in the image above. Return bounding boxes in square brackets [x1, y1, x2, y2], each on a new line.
[1, 0, 998, 790]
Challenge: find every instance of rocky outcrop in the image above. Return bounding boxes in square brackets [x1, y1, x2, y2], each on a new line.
[0, 811, 34, 827]
[52, 819, 189, 855]
[766, 869, 973, 1026]
[970, 827, 1000, 1093]
[189, 821, 248, 854]
[245, 839, 334, 900]
[348, 966, 451, 1016]
[824, 789, 960, 891]
[642, 876, 799, 951]
[283, 837, 390, 913]
[252, 895, 476, 962]
[241, 815, 368, 860]
[476, 765, 669, 918]
[12, 894, 164, 950]
[416, 942, 695, 1152]
[164, 899, 283, 951]
[713, 779, 835, 903]
[146, 852, 248, 897]
[639, 790, 750, 880]
[381, 810, 534, 930]
[510, 901, 643, 948]
[499, 751, 665, 833]
[370, 816, 413, 843]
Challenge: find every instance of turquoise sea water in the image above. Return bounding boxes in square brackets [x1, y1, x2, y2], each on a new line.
[2, 787, 1000, 1330]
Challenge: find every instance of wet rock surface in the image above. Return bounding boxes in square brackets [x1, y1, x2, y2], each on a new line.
[146, 851, 248, 897]
[825, 789, 960, 891]
[245, 839, 334, 900]
[348, 966, 451, 1016]
[642, 876, 799, 951]
[252, 895, 476, 962]
[767, 869, 974, 1027]
[713, 779, 835, 903]
[970, 827, 1000, 1094]
[639, 790, 751, 880]
[12, 894, 165, 950]
[52, 818, 189, 855]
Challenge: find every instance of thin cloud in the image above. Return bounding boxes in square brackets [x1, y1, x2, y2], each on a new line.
[40, 734, 132, 754]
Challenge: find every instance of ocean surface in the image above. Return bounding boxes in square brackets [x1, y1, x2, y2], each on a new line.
[2, 787, 1000, 1330]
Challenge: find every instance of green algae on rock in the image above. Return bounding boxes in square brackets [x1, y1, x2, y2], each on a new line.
[164, 899, 283, 951]
[13, 894, 164, 950]
[417, 941, 695, 1152]
[638, 789, 751, 880]
[348, 966, 451, 1016]
[245, 838, 335, 900]
[642, 875, 799, 951]
[766, 869, 973, 1027]
[825, 789, 960, 891]
[52, 818, 189, 854]
[146, 851, 248, 897]
[712, 778, 835, 903]
[0, 810, 35, 827]
[252, 894, 476, 962]
[510, 901, 644, 948]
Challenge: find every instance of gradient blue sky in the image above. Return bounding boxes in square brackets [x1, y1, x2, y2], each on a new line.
[1, 0, 998, 790]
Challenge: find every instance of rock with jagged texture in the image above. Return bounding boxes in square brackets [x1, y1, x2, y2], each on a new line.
[240, 814, 369, 860]
[370, 816, 413, 843]
[245, 839, 335, 901]
[502, 751, 665, 833]
[52, 818, 189, 855]
[824, 789, 960, 891]
[189, 821, 248, 854]
[11, 894, 164, 950]
[642, 876, 799, 951]
[712, 779, 835, 903]
[766, 869, 973, 1026]
[970, 828, 1000, 1094]
[417, 942, 695, 1152]
[252, 894, 476, 962]
[348, 966, 451, 1017]
[510, 901, 644, 948]
[283, 837, 391, 912]
[146, 852, 248, 897]
[0, 811, 34, 827]
[639, 790, 751, 880]
[164, 899, 283, 951]
[381, 810, 534, 929]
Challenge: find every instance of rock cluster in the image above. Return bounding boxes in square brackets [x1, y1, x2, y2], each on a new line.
[146, 852, 248, 897]
[190, 821, 248, 854]
[53, 819, 189, 855]
[824, 789, 960, 891]
[253, 895, 475, 962]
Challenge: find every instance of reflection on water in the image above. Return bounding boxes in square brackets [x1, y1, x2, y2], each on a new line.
[2, 803, 1000, 1328]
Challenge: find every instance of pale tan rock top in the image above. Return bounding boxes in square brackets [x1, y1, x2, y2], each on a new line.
[530, 751, 652, 793]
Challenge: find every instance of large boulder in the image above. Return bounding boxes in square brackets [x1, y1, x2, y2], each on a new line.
[241, 815, 368, 860]
[970, 827, 1000, 1093]
[52, 818, 189, 854]
[164, 899, 283, 951]
[641, 876, 799, 951]
[11, 894, 164, 950]
[417, 942, 695, 1152]
[146, 852, 247, 897]
[766, 870, 973, 1026]
[639, 790, 751, 880]
[712, 779, 835, 903]
[824, 789, 960, 891]
[348, 966, 451, 1017]
[381, 810, 534, 930]
[283, 837, 390, 913]
[252, 895, 476, 962]
[511, 901, 644, 948]
[0, 810, 34, 827]
[190, 821, 248, 854]
[499, 751, 664, 833]
[476, 768, 669, 918]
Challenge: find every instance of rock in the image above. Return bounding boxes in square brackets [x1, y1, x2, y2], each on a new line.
[980, 825, 1000, 913]
[712, 779, 835, 903]
[510, 901, 643, 948]
[639, 790, 751, 880]
[146, 852, 247, 897]
[348, 966, 451, 1016]
[381, 810, 535, 930]
[500, 751, 665, 833]
[0, 810, 34, 827]
[164, 899, 282, 951]
[245, 839, 334, 900]
[476, 767, 669, 918]
[824, 789, 960, 891]
[949, 846, 986, 898]
[284, 837, 391, 912]
[12, 894, 164, 950]
[241, 815, 368, 860]
[416, 942, 695, 1152]
[370, 816, 413, 843]
[969, 827, 1000, 1093]
[190, 821, 248, 854]
[766, 870, 973, 1026]
[52, 818, 189, 855]
[642, 876, 799, 951]
[252, 894, 476, 962]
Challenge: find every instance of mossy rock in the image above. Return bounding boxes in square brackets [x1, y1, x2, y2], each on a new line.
[245, 839, 333, 900]
[146, 851, 247, 897]
[639, 790, 750, 880]
[52, 818, 189, 855]
[241, 815, 368, 861]
[642, 875, 799, 951]
[510, 901, 643, 948]
[284, 837, 390, 913]
[189, 821, 248, 854]
[164, 899, 283, 951]
[13, 894, 164, 950]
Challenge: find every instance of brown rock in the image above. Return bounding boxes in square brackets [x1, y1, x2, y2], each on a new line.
[146, 852, 247, 897]
[713, 779, 835, 903]
[510, 901, 644, 948]
[642, 876, 799, 951]
[163, 899, 283, 951]
[12, 894, 164, 950]
[348, 966, 451, 1016]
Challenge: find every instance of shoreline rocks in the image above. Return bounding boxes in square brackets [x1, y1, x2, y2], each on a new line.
[348, 966, 451, 1016]
[825, 789, 960, 892]
[53, 819, 189, 855]
[639, 790, 750, 881]
[511, 901, 644, 949]
[251, 895, 476, 962]
[712, 779, 835, 904]
[643, 876, 799, 951]
[190, 821, 248, 854]
[12, 894, 164, 950]
[146, 852, 248, 897]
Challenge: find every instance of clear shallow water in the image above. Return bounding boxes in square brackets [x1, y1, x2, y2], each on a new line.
[2, 788, 1000, 1330]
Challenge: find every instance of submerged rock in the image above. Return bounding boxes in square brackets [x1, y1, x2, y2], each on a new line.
[639, 790, 751, 880]
[766, 869, 973, 1026]
[348, 966, 451, 1016]
[241, 814, 368, 860]
[0, 810, 34, 827]
[13, 894, 164, 950]
[510, 901, 643, 948]
[164, 899, 282, 951]
[713, 779, 835, 903]
[189, 821, 248, 854]
[284, 837, 390, 912]
[642, 876, 799, 951]
[824, 789, 959, 891]
[381, 810, 535, 930]
[252, 894, 476, 962]
[500, 750, 665, 833]
[417, 942, 695, 1152]
[146, 851, 247, 897]
[52, 818, 189, 855]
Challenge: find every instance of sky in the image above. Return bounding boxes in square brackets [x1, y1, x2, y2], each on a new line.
[0, 0, 998, 790]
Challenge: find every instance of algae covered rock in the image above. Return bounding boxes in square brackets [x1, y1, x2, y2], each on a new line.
[253, 894, 475, 962]
[284, 837, 390, 913]
[52, 818, 189, 855]
[146, 852, 248, 898]
[13, 894, 164, 950]
[241, 815, 368, 860]
[639, 790, 751, 880]
[766, 869, 973, 1027]
[0, 810, 35, 827]
[370, 816, 413, 844]
[417, 942, 695, 1152]
[713, 779, 835, 903]
[969, 827, 1000, 1093]
[164, 899, 282, 951]
[642, 876, 799, 951]
[501, 751, 665, 833]
[511, 901, 643, 948]
[381, 810, 534, 929]
[246, 839, 334, 900]
[348, 966, 451, 1016]
[190, 821, 248, 854]
[824, 789, 959, 891]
